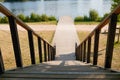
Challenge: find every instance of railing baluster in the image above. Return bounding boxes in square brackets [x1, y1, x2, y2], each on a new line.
[93, 29, 100, 65]
[28, 30, 35, 64]
[38, 37, 43, 63]
[43, 41, 47, 62]
[80, 44, 83, 61]
[105, 13, 117, 68]
[48, 44, 50, 61]
[8, 16, 23, 67]
[53, 45, 56, 60]
[83, 41, 86, 62]
[75, 43, 78, 60]
[0, 49, 4, 74]
[51, 47, 53, 60]
[87, 37, 91, 63]
[78, 46, 81, 60]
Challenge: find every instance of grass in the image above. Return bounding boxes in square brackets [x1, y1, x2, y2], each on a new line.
[0, 30, 55, 70]
[75, 22, 120, 25]
[26, 21, 57, 25]
[77, 30, 120, 71]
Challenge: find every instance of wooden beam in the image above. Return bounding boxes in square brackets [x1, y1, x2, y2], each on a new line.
[93, 29, 100, 65]
[28, 30, 35, 64]
[8, 16, 23, 67]
[105, 13, 117, 68]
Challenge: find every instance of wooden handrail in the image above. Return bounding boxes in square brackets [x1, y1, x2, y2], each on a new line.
[76, 4, 120, 69]
[0, 3, 56, 72]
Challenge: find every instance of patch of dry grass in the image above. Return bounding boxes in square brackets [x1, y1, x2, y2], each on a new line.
[0, 30, 55, 70]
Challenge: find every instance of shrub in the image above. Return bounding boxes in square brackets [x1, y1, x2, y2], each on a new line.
[48, 16, 56, 21]
[74, 16, 84, 22]
[84, 15, 90, 21]
[30, 13, 38, 22]
[89, 9, 99, 21]
[17, 14, 26, 21]
[41, 14, 49, 22]
[0, 16, 8, 23]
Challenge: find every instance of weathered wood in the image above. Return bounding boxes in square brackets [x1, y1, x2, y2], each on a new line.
[75, 43, 77, 60]
[28, 30, 35, 64]
[0, 49, 4, 74]
[53, 45, 56, 60]
[83, 41, 86, 62]
[38, 37, 43, 63]
[80, 44, 83, 61]
[105, 14, 118, 68]
[8, 16, 23, 67]
[43, 41, 47, 62]
[48, 44, 50, 61]
[93, 29, 100, 65]
[87, 37, 91, 63]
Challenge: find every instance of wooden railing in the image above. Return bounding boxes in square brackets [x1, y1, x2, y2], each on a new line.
[76, 4, 120, 69]
[0, 4, 56, 74]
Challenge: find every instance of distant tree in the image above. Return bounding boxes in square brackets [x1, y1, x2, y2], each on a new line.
[89, 9, 99, 21]
[111, 0, 120, 11]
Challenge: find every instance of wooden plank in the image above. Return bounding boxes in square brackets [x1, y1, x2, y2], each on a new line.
[105, 14, 118, 68]
[43, 41, 47, 62]
[0, 49, 4, 74]
[8, 16, 23, 67]
[87, 37, 91, 63]
[48, 44, 50, 61]
[93, 29, 100, 65]
[38, 37, 42, 63]
[83, 41, 86, 62]
[1, 73, 120, 79]
[80, 44, 83, 61]
[28, 30, 35, 64]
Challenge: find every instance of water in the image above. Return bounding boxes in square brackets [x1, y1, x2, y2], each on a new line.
[1, 0, 112, 18]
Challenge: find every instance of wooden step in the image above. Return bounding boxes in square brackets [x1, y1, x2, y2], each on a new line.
[0, 72, 120, 79]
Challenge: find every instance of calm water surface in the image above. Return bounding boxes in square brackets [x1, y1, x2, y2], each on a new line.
[1, 0, 112, 18]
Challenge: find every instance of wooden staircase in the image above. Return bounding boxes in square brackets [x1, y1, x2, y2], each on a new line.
[0, 3, 120, 80]
[0, 61, 120, 80]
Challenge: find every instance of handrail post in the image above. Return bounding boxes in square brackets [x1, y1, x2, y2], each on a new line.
[8, 16, 23, 67]
[38, 37, 43, 63]
[75, 43, 77, 60]
[93, 29, 100, 65]
[80, 44, 83, 61]
[87, 37, 91, 63]
[83, 41, 86, 62]
[53, 45, 56, 60]
[28, 30, 36, 64]
[48, 44, 50, 61]
[43, 41, 47, 62]
[105, 13, 117, 68]
[0, 49, 4, 74]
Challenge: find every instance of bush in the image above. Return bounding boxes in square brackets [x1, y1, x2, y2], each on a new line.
[0, 16, 8, 23]
[84, 15, 90, 21]
[74, 16, 84, 22]
[41, 14, 49, 22]
[17, 14, 26, 21]
[89, 9, 99, 21]
[48, 16, 56, 21]
[30, 13, 41, 22]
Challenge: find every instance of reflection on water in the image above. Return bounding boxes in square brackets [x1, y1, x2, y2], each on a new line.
[1, 0, 112, 18]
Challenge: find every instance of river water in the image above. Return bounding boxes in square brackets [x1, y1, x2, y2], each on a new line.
[1, 0, 112, 18]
